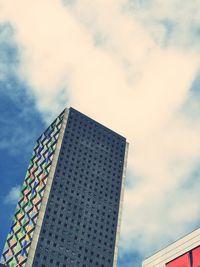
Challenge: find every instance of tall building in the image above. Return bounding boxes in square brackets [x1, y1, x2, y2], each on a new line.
[142, 228, 200, 267]
[1, 107, 128, 267]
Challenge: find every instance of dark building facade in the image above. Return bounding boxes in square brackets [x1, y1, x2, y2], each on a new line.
[1, 107, 128, 267]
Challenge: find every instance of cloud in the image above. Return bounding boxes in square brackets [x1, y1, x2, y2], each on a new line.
[1, 0, 200, 265]
[4, 185, 20, 205]
[124, 0, 200, 49]
[0, 23, 19, 82]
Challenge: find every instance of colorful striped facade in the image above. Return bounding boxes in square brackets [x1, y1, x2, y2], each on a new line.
[1, 109, 65, 266]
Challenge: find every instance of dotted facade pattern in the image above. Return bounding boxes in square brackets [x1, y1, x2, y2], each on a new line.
[32, 108, 127, 267]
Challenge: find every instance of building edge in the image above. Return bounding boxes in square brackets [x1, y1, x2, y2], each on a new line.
[113, 142, 129, 267]
[25, 108, 69, 267]
[142, 227, 200, 267]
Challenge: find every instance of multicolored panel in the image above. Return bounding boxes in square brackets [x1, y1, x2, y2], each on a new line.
[1, 110, 65, 267]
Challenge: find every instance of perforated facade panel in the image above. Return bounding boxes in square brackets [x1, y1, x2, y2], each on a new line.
[1, 107, 128, 267]
[32, 108, 127, 267]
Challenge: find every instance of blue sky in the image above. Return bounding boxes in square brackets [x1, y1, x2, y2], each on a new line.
[0, 23, 45, 251]
[1, 0, 200, 266]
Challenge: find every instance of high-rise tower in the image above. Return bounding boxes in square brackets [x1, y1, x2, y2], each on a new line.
[1, 107, 128, 267]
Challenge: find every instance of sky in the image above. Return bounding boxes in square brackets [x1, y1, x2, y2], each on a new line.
[1, 0, 200, 266]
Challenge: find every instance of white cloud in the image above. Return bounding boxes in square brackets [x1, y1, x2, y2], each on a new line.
[124, 0, 200, 49]
[1, 0, 200, 262]
[4, 185, 20, 205]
